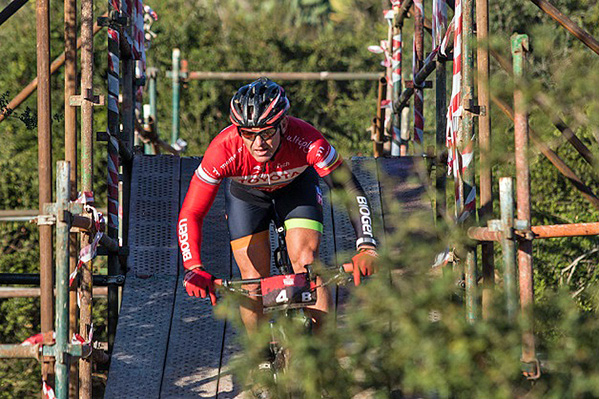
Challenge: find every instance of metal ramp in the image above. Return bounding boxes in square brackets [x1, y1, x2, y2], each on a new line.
[104, 154, 431, 399]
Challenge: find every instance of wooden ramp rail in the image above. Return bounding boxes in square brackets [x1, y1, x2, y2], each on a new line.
[104, 155, 431, 398]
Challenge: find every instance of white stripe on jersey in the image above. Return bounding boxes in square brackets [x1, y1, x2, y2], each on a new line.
[316, 147, 337, 169]
[195, 166, 221, 185]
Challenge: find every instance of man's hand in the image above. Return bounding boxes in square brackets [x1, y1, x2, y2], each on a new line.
[183, 267, 217, 305]
[351, 248, 378, 286]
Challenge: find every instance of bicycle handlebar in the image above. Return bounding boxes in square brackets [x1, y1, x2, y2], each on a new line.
[214, 263, 354, 288]
[213, 277, 262, 287]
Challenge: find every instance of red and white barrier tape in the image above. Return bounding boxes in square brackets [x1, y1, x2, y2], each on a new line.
[391, 34, 402, 85]
[43, 381, 56, 399]
[446, 0, 462, 178]
[26, 325, 93, 398]
[69, 230, 103, 288]
[444, 0, 475, 222]
[432, 0, 448, 49]
[75, 191, 94, 205]
[412, 34, 424, 145]
[440, 17, 455, 57]
[72, 322, 94, 345]
[133, 0, 145, 63]
[69, 204, 104, 306]
[21, 331, 55, 346]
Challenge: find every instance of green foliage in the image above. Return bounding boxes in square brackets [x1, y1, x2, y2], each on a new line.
[1, 0, 599, 397]
[0, 225, 41, 399]
[222, 208, 599, 397]
[487, 1, 599, 306]
[147, 0, 382, 156]
[0, 359, 40, 399]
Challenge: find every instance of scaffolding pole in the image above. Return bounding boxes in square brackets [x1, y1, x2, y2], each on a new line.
[476, 0, 494, 319]
[512, 33, 540, 380]
[499, 178, 518, 321]
[36, 0, 54, 386]
[391, 4, 403, 156]
[79, 0, 94, 394]
[461, 0, 478, 323]
[64, 0, 79, 395]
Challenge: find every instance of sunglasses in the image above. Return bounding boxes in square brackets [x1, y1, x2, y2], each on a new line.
[239, 126, 279, 142]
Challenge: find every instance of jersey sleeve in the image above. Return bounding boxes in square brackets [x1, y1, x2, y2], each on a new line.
[178, 174, 220, 269]
[193, 143, 226, 186]
[305, 130, 343, 177]
[325, 163, 378, 250]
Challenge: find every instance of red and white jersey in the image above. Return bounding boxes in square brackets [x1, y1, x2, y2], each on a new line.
[195, 117, 342, 191]
[178, 117, 343, 269]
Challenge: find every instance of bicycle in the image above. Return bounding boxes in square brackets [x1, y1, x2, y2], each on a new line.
[214, 222, 354, 396]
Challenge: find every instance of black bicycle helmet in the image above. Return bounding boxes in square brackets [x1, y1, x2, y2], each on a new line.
[229, 77, 290, 128]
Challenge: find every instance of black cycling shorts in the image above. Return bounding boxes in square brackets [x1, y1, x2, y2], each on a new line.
[225, 168, 324, 241]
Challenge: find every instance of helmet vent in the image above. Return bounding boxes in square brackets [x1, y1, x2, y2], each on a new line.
[229, 78, 289, 128]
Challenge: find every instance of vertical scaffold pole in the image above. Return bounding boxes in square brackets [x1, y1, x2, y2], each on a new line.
[123, 59, 135, 147]
[434, 0, 447, 220]
[476, 0, 494, 319]
[37, 0, 54, 385]
[511, 33, 539, 379]
[121, 57, 135, 280]
[146, 68, 158, 154]
[55, 162, 71, 399]
[413, 0, 425, 150]
[172, 48, 181, 146]
[106, 2, 121, 353]
[499, 177, 517, 321]
[461, 0, 478, 322]
[79, 0, 94, 394]
[391, 4, 402, 156]
[64, 0, 79, 395]
[374, 77, 387, 157]
[383, 10, 393, 155]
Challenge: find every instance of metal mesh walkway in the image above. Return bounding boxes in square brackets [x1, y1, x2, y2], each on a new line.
[104, 154, 430, 399]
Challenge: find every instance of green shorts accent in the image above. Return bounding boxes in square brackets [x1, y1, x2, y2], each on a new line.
[284, 218, 324, 233]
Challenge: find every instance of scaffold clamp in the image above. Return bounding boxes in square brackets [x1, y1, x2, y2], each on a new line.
[464, 99, 486, 116]
[70, 91, 105, 107]
[404, 80, 433, 89]
[514, 219, 536, 240]
[42, 342, 92, 362]
[166, 70, 189, 80]
[40, 202, 84, 226]
[97, 10, 129, 28]
[36, 214, 56, 226]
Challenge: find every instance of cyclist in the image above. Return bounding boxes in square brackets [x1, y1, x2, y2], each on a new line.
[177, 77, 378, 332]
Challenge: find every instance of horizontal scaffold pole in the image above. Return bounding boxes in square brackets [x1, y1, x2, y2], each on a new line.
[0, 273, 124, 286]
[186, 71, 383, 81]
[0, 286, 108, 298]
[0, 208, 107, 222]
[468, 222, 599, 241]
[0, 344, 40, 359]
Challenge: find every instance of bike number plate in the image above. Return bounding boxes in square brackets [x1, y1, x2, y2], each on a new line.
[261, 273, 317, 312]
